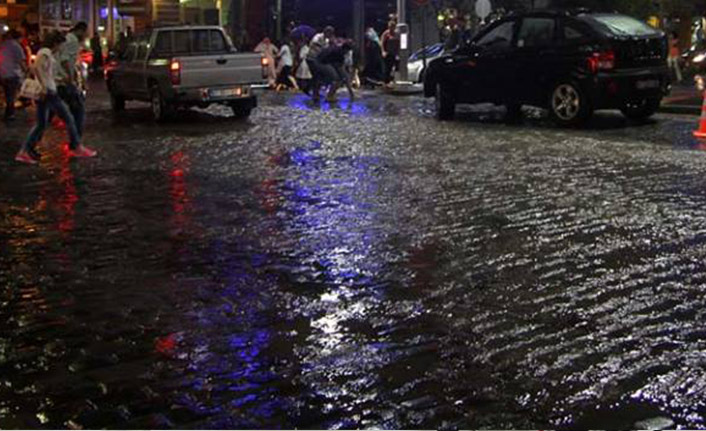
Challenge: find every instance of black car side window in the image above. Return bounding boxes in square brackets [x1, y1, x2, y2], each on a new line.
[564, 25, 585, 40]
[476, 21, 516, 51]
[517, 18, 556, 48]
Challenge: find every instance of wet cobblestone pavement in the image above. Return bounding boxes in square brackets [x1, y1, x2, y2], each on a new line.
[2, 84, 706, 429]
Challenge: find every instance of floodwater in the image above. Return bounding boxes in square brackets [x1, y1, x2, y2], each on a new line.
[1, 88, 706, 429]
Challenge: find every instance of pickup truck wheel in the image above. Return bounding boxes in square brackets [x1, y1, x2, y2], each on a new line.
[621, 97, 661, 121]
[150, 86, 173, 122]
[107, 81, 125, 112]
[436, 83, 455, 121]
[230, 104, 253, 119]
[549, 81, 592, 127]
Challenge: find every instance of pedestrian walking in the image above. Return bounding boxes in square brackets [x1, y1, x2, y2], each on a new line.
[0, 29, 28, 122]
[318, 39, 355, 101]
[307, 26, 336, 102]
[381, 20, 400, 84]
[361, 28, 384, 87]
[668, 31, 683, 83]
[15, 31, 96, 165]
[254, 37, 277, 88]
[295, 40, 313, 94]
[90, 33, 103, 74]
[276, 38, 298, 91]
[57, 22, 88, 138]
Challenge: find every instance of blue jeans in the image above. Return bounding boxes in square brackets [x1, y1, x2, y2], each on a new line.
[22, 91, 81, 153]
[58, 84, 85, 138]
[1, 77, 20, 120]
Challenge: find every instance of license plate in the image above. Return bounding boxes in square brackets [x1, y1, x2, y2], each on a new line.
[209, 87, 242, 98]
[636, 79, 660, 90]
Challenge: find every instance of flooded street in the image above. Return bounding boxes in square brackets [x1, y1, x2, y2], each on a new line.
[2, 85, 706, 429]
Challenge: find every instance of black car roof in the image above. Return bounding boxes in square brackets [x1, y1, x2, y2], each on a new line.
[505, 8, 635, 18]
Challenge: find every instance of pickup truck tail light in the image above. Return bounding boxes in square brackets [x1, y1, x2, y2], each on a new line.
[170, 59, 181, 85]
[587, 50, 615, 73]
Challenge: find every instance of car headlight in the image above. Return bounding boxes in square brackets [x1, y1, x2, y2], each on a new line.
[694, 53, 706, 64]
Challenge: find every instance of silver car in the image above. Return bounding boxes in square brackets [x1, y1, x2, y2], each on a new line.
[408, 43, 445, 83]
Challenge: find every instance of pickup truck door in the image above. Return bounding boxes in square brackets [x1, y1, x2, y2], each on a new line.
[129, 36, 150, 99]
[120, 39, 146, 99]
[113, 42, 137, 97]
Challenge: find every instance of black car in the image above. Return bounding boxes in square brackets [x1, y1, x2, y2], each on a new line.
[424, 11, 670, 126]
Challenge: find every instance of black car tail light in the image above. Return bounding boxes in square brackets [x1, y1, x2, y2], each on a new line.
[588, 50, 616, 73]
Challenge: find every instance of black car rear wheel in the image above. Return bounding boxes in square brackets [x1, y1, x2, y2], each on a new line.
[505, 103, 523, 123]
[621, 97, 661, 121]
[436, 83, 455, 121]
[549, 82, 592, 127]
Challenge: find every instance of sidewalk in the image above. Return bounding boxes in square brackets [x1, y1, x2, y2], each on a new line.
[660, 82, 702, 115]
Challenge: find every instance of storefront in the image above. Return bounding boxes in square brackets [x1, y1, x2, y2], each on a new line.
[39, 0, 92, 35]
[0, 0, 39, 31]
[180, 0, 220, 25]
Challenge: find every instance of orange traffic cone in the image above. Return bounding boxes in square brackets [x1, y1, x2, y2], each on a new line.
[694, 91, 706, 139]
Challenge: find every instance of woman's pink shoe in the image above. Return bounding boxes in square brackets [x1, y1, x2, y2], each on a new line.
[69, 145, 98, 158]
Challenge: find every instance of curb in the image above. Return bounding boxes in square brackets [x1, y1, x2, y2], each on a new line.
[659, 104, 701, 116]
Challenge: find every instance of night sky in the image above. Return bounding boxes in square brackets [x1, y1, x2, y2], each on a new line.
[287, 0, 398, 34]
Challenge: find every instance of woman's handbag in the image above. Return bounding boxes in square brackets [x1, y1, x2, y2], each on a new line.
[19, 77, 43, 101]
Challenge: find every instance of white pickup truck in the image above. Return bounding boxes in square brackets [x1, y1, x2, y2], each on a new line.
[105, 25, 266, 121]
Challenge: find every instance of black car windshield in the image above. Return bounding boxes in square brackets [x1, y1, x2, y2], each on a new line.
[581, 14, 660, 37]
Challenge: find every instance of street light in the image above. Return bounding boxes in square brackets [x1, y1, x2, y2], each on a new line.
[396, 0, 410, 82]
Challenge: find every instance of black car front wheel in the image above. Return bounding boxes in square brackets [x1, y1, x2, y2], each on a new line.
[549, 81, 592, 127]
[436, 83, 455, 121]
[621, 97, 661, 121]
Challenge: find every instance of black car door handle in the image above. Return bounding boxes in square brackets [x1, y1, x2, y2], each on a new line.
[217, 59, 227, 65]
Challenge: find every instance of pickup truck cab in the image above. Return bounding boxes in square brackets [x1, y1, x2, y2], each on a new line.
[105, 25, 266, 121]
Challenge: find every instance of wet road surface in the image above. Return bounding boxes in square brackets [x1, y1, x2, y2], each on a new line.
[2, 84, 706, 429]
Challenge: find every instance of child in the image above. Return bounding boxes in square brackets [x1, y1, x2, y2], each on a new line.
[276, 39, 298, 92]
[296, 41, 312, 94]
